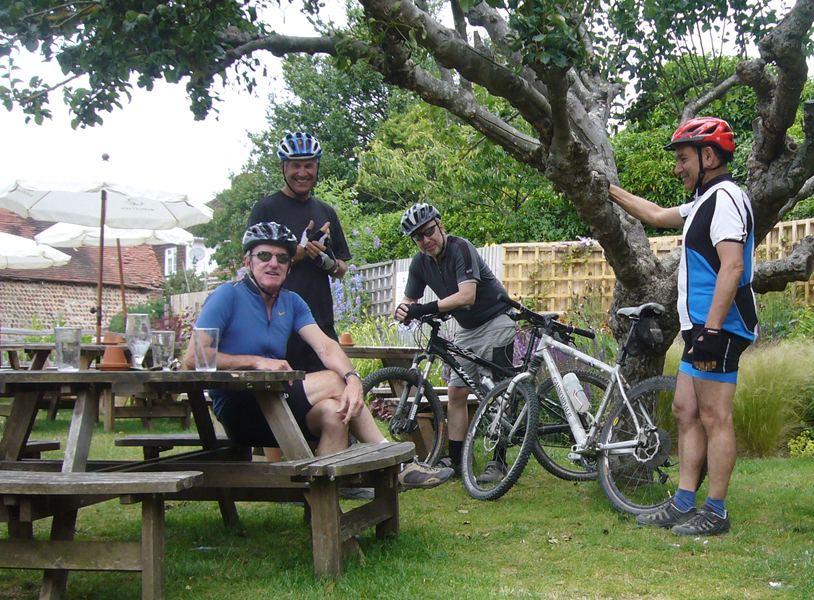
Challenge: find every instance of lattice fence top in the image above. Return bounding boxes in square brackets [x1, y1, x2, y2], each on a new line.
[357, 217, 814, 317]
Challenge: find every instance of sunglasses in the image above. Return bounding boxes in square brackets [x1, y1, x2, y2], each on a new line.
[411, 223, 438, 242]
[251, 251, 291, 264]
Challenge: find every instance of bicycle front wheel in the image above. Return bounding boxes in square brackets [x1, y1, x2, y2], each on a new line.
[362, 366, 446, 465]
[532, 370, 607, 481]
[462, 378, 539, 501]
[598, 375, 679, 514]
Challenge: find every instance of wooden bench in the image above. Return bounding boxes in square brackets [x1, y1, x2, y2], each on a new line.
[21, 440, 60, 459]
[115, 433, 234, 460]
[0, 470, 203, 600]
[105, 442, 416, 579]
[274, 442, 415, 578]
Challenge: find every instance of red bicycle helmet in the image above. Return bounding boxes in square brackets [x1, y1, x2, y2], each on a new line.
[664, 117, 735, 153]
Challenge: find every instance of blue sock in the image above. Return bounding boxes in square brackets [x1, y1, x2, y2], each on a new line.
[673, 488, 696, 512]
[705, 497, 726, 517]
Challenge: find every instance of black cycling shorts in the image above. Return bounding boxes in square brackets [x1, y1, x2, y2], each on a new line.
[215, 380, 317, 448]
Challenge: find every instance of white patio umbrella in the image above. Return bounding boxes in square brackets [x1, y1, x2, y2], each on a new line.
[0, 232, 72, 269]
[35, 223, 195, 319]
[0, 174, 212, 342]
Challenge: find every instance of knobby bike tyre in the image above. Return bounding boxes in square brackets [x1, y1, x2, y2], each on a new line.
[462, 378, 539, 501]
[361, 366, 446, 465]
[598, 375, 686, 515]
[532, 370, 608, 481]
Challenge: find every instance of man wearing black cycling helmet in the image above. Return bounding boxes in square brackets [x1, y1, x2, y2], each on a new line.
[183, 221, 453, 490]
[608, 117, 757, 536]
[248, 132, 352, 374]
[396, 203, 516, 483]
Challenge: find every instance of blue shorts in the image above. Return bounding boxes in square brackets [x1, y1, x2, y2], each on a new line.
[213, 380, 317, 448]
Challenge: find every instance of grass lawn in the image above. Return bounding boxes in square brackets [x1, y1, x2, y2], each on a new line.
[1, 413, 812, 600]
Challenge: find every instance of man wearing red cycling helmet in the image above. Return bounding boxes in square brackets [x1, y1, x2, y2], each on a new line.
[609, 117, 757, 536]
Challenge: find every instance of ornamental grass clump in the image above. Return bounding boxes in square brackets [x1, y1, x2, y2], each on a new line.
[732, 340, 814, 457]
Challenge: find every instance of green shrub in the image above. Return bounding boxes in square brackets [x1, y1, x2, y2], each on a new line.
[732, 341, 814, 456]
[788, 429, 814, 458]
[756, 289, 805, 342]
[108, 299, 164, 333]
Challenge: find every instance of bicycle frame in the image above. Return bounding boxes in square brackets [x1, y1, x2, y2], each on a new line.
[394, 316, 540, 431]
[507, 332, 656, 459]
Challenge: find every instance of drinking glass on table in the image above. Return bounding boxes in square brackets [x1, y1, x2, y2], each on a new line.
[151, 330, 175, 370]
[125, 313, 151, 370]
[54, 326, 82, 372]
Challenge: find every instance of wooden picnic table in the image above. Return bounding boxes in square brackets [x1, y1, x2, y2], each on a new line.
[341, 345, 419, 369]
[0, 369, 414, 590]
[0, 341, 108, 371]
[0, 341, 191, 430]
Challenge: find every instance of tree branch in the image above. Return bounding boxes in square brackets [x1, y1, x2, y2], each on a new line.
[751, 0, 814, 164]
[681, 73, 740, 121]
[753, 235, 814, 293]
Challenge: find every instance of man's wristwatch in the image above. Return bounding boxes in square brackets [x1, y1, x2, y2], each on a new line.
[343, 370, 361, 384]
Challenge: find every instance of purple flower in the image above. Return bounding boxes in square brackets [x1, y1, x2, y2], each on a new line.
[373, 236, 380, 249]
[353, 229, 360, 236]
[351, 198, 359, 205]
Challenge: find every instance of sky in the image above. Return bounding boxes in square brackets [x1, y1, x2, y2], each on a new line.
[0, 2, 322, 205]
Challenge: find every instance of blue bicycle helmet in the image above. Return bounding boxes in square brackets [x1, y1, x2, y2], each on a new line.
[277, 132, 322, 161]
[242, 222, 299, 256]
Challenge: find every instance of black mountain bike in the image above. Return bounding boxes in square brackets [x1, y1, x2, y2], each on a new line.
[361, 311, 542, 474]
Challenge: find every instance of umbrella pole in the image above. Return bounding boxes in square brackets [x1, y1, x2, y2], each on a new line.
[96, 191, 107, 344]
[117, 239, 127, 321]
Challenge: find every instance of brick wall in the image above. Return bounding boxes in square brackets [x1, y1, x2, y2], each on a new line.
[0, 280, 161, 330]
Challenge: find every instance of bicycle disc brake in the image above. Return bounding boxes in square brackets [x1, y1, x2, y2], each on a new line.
[388, 413, 418, 437]
[635, 427, 672, 470]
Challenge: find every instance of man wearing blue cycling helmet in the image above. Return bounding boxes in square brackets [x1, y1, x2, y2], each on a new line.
[248, 132, 352, 374]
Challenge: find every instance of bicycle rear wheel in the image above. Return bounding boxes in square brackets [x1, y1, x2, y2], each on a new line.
[361, 366, 446, 465]
[532, 370, 607, 481]
[462, 378, 539, 501]
[598, 375, 681, 514]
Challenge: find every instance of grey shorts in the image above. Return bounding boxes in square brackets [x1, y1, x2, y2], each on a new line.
[448, 313, 516, 387]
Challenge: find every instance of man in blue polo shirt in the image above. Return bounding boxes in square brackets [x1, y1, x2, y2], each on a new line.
[184, 221, 452, 489]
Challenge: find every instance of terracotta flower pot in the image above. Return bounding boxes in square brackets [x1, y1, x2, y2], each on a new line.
[99, 344, 129, 371]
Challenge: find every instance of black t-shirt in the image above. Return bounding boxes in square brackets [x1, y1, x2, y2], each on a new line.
[248, 191, 351, 326]
[404, 235, 509, 329]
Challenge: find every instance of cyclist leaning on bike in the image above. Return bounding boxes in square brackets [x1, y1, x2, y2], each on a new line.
[395, 203, 516, 482]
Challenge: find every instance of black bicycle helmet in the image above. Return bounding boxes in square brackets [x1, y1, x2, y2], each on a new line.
[242, 222, 298, 256]
[401, 203, 441, 236]
[277, 132, 322, 161]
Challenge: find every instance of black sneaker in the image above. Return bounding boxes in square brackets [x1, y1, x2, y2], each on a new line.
[398, 459, 454, 491]
[635, 499, 696, 528]
[671, 505, 730, 536]
[437, 457, 461, 478]
[475, 461, 507, 485]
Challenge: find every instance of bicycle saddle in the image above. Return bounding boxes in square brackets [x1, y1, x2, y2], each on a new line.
[616, 302, 665, 319]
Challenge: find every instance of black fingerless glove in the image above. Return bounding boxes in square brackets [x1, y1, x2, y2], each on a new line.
[692, 328, 722, 371]
[404, 301, 439, 324]
[299, 228, 336, 271]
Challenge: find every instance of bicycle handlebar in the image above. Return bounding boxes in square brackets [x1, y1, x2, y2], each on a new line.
[497, 293, 596, 340]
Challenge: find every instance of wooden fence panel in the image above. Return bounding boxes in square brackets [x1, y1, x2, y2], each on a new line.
[502, 218, 814, 312]
[357, 261, 394, 319]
